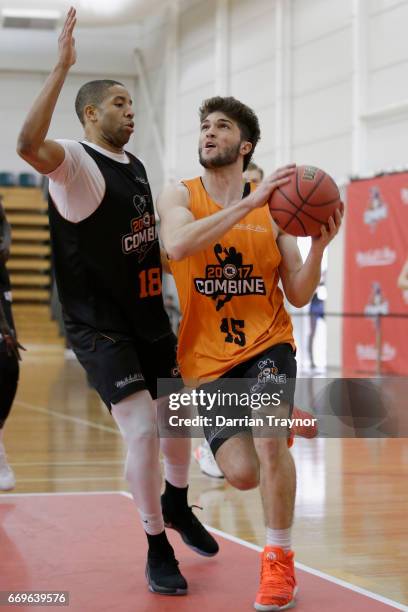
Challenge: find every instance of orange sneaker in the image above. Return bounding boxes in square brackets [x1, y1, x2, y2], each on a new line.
[254, 546, 298, 611]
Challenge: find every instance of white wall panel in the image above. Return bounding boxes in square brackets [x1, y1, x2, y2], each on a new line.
[230, 59, 276, 110]
[179, 41, 215, 94]
[175, 132, 203, 179]
[292, 134, 352, 179]
[179, 0, 215, 54]
[293, 82, 352, 145]
[177, 83, 215, 137]
[292, 0, 352, 46]
[230, 0, 274, 29]
[368, 0, 407, 16]
[366, 115, 408, 172]
[229, 11, 275, 73]
[254, 107, 276, 159]
[368, 2, 408, 71]
[367, 61, 408, 111]
[292, 27, 352, 96]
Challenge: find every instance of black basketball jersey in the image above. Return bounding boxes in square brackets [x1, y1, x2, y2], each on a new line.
[48, 143, 172, 341]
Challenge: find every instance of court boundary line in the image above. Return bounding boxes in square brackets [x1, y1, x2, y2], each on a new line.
[15, 400, 120, 435]
[205, 524, 406, 611]
[1, 490, 405, 610]
[9, 461, 124, 467]
[120, 492, 406, 609]
[0, 491, 123, 498]
[2, 476, 126, 484]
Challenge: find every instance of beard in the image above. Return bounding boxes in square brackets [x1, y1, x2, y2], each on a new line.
[199, 142, 241, 169]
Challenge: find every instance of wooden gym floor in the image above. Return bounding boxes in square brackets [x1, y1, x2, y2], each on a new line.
[1, 305, 407, 609]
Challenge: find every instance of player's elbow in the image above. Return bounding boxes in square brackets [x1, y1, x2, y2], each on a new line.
[287, 292, 309, 309]
[16, 138, 36, 161]
[165, 240, 190, 262]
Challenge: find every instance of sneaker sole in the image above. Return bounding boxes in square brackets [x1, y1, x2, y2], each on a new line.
[253, 586, 298, 611]
[145, 567, 188, 596]
[193, 452, 225, 479]
[200, 468, 225, 480]
[164, 523, 219, 557]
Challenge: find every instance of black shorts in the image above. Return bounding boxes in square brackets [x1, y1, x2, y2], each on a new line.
[198, 343, 297, 456]
[65, 321, 183, 409]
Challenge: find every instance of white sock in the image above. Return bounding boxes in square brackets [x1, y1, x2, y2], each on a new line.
[0, 428, 5, 455]
[163, 460, 189, 489]
[160, 437, 191, 489]
[112, 391, 164, 536]
[266, 527, 292, 552]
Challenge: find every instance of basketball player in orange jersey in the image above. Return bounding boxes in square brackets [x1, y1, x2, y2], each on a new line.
[158, 96, 342, 610]
[17, 8, 218, 596]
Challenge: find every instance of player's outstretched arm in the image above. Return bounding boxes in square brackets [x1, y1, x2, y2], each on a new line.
[277, 208, 342, 307]
[157, 166, 295, 261]
[17, 7, 77, 174]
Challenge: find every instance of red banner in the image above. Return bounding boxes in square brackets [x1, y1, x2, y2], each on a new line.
[343, 173, 408, 374]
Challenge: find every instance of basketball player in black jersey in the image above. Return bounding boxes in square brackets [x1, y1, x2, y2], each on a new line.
[0, 196, 23, 491]
[17, 7, 217, 595]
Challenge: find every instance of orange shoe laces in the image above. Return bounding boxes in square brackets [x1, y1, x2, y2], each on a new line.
[259, 551, 295, 599]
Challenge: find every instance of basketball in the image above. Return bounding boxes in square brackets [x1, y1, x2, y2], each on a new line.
[269, 165, 343, 237]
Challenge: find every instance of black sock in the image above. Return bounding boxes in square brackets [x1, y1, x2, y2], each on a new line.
[162, 480, 189, 509]
[146, 531, 173, 556]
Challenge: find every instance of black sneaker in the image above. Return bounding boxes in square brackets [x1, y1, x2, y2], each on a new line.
[162, 499, 219, 557]
[146, 549, 188, 595]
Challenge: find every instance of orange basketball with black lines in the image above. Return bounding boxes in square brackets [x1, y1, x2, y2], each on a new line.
[269, 165, 342, 237]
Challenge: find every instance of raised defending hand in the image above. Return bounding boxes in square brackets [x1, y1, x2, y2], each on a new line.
[58, 7, 77, 69]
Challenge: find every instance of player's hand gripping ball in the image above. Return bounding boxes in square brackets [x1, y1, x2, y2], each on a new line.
[269, 165, 343, 237]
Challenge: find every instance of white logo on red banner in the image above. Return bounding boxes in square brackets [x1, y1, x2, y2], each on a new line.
[356, 343, 396, 362]
[356, 247, 396, 268]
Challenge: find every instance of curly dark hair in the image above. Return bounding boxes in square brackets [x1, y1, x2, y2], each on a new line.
[199, 96, 261, 170]
[75, 79, 124, 126]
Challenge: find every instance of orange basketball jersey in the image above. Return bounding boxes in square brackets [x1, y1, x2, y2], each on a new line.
[169, 177, 295, 384]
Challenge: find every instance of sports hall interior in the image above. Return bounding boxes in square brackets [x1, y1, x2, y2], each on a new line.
[0, 1, 407, 611]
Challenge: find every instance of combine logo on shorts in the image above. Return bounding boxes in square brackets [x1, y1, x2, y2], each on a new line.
[122, 194, 158, 261]
[251, 359, 287, 392]
[194, 243, 266, 311]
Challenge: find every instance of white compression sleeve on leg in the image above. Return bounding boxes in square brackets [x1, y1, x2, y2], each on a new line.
[160, 437, 191, 488]
[156, 398, 191, 488]
[112, 391, 163, 535]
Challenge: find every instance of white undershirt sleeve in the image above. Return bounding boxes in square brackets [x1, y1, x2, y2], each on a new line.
[46, 140, 106, 223]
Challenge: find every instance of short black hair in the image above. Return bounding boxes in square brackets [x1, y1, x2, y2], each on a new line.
[199, 96, 261, 170]
[75, 79, 124, 125]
